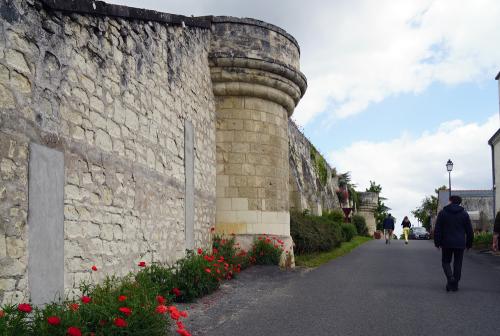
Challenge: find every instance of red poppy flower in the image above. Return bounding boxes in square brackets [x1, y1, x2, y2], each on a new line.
[156, 305, 168, 314]
[176, 321, 184, 329]
[210, 227, 215, 232]
[156, 295, 166, 305]
[91, 265, 98, 271]
[67, 327, 82, 336]
[69, 303, 79, 311]
[81, 296, 91, 304]
[197, 248, 203, 255]
[114, 318, 128, 328]
[170, 310, 181, 320]
[0, 310, 4, 318]
[212, 248, 218, 255]
[172, 288, 182, 297]
[47, 316, 61, 325]
[176, 328, 192, 336]
[180, 310, 188, 318]
[204, 268, 211, 273]
[17, 303, 32, 313]
[118, 295, 127, 302]
[118, 307, 132, 316]
[138, 261, 146, 267]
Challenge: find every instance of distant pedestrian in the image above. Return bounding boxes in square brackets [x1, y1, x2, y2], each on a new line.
[493, 211, 500, 253]
[401, 216, 411, 244]
[383, 213, 395, 244]
[434, 195, 473, 292]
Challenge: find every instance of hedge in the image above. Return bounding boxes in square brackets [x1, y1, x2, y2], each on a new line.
[290, 211, 343, 254]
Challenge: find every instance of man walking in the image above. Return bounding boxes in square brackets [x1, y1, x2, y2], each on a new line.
[383, 213, 395, 244]
[434, 195, 473, 292]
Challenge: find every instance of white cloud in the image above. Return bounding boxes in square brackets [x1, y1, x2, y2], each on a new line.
[109, 0, 500, 126]
[329, 115, 498, 235]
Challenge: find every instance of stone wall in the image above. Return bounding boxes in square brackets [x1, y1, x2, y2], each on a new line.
[0, 0, 216, 304]
[288, 121, 341, 215]
[211, 17, 307, 252]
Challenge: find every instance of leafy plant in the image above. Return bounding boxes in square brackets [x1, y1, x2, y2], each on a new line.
[291, 211, 344, 254]
[310, 146, 328, 187]
[250, 237, 284, 265]
[352, 214, 368, 236]
[341, 223, 357, 242]
[473, 232, 493, 250]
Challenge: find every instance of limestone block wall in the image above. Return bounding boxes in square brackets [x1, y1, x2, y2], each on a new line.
[210, 17, 307, 239]
[0, 0, 216, 304]
[288, 121, 341, 215]
[357, 192, 378, 236]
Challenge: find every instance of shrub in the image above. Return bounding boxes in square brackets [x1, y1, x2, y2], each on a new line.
[250, 236, 284, 265]
[291, 211, 343, 254]
[323, 209, 345, 223]
[0, 267, 187, 336]
[341, 223, 357, 242]
[473, 232, 493, 249]
[352, 214, 368, 236]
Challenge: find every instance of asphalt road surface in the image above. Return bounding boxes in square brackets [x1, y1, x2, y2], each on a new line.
[184, 240, 500, 336]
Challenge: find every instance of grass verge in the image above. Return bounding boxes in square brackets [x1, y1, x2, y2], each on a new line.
[295, 236, 372, 267]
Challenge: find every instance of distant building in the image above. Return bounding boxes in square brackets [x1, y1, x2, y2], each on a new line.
[437, 190, 494, 231]
[488, 72, 500, 216]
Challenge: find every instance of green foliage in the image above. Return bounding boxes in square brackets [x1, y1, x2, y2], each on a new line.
[295, 236, 372, 267]
[310, 146, 328, 187]
[291, 211, 344, 254]
[341, 223, 357, 242]
[366, 181, 391, 231]
[412, 185, 446, 231]
[0, 273, 172, 336]
[352, 214, 368, 236]
[338, 172, 359, 208]
[250, 237, 284, 265]
[323, 209, 345, 223]
[473, 232, 493, 250]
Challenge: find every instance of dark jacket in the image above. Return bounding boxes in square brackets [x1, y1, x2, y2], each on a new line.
[401, 220, 411, 228]
[383, 216, 395, 230]
[494, 211, 500, 234]
[434, 203, 473, 249]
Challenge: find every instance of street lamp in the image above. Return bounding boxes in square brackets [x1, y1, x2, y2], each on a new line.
[446, 159, 453, 198]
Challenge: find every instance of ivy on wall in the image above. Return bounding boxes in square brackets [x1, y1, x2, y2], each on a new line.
[310, 146, 328, 187]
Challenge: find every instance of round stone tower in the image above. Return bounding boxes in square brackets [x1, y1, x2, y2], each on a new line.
[209, 17, 307, 258]
[357, 192, 379, 236]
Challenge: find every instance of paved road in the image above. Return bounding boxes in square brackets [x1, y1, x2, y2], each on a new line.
[184, 240, 500, 336]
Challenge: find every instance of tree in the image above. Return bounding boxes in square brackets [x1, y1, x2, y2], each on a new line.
[337, 172, 359, 209]
[412, 186, 446, 231]
[366, 181, 390, 231]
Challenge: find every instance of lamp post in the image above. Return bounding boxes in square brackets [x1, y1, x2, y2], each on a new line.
[446, 159, 453, 198]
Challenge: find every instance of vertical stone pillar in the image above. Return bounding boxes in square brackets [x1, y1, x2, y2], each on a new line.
[357, 192, 379, 236]
[209, 17, 307, 256]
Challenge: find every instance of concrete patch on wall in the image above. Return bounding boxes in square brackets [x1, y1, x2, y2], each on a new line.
[28, 143, 64, 305]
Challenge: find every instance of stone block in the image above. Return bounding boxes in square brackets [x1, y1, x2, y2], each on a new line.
[5, 49, 31, 74]
[231, 198, 248, 211]
[0, 83, 15, 109]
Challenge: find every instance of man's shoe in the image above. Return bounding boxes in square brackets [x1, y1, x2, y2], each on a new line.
[405, 241, 408, 245]
[446, 277, 456, 292]
[386, 239, 388, 244]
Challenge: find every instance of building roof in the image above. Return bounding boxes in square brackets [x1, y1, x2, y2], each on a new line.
[488, 128, 500, 146]
[439, 189, 494, 197]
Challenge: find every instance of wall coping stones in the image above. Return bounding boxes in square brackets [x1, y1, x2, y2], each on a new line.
[210, 16, 300, 53]
[40, 0, 212, 28]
